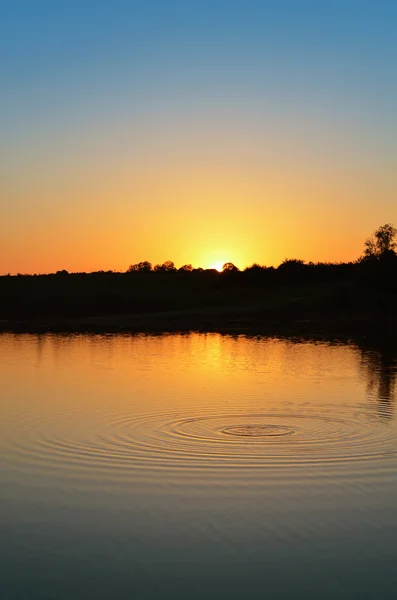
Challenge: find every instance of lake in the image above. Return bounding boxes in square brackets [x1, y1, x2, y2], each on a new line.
[1, 332, 397, 599]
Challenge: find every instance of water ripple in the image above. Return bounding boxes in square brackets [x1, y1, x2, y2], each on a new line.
[4, 407, 397, 481]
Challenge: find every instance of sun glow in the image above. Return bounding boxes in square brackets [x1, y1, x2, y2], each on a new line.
[210, 261, 225, 272]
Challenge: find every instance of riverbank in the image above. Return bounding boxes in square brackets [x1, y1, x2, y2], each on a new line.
[1, 269, 396, 339]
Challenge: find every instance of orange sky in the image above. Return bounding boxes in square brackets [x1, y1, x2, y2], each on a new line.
[2, 144, 395, 274]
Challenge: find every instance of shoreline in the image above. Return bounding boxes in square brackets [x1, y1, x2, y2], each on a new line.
[1, 306, 397, 343]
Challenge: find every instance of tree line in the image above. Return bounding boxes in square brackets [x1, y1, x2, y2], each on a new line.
[3, 223, 396, 279]
[0, 224, 396, 325]
[126, 224, 397, 275]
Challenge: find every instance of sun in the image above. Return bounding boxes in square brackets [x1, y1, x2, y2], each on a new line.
[210, 261, 225, 272]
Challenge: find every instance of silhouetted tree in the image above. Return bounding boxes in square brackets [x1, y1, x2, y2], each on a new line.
[222, 262, 239, 272]
[277, 259, 307, 282]
[278, 259, 306, 272]
[363, 224, 397, 260]
[179, 264, 193, 272]
[244, 263, 269, 275]
[154, 261, 176, 272]
[278, 259, 305, 268]
[128, 261, 152, 272]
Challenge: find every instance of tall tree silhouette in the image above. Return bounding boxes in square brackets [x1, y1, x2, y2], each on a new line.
[364, 224, 397, 260]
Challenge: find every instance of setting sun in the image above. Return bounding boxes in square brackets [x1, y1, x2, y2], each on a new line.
[210, 261, 225, 272]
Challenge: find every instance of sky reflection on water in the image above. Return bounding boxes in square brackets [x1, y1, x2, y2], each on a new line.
[1, 332, 397, 599]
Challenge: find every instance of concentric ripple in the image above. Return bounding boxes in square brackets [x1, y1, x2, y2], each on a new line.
[222, 424, 295, 437]
[4, 407, 397, 482]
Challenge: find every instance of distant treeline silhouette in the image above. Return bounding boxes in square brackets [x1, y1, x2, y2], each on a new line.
[1, 224, 397, 331]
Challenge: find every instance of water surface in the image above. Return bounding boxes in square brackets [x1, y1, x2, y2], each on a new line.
[1, 333, 397, 599]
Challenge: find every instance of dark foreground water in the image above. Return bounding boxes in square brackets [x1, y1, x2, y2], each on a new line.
[1, 332, 397, 599]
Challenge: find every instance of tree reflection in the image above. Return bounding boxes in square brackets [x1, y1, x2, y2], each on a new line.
[357, 340, 397, 420]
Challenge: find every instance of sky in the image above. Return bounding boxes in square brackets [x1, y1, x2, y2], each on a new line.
[1, 0, 396, 274]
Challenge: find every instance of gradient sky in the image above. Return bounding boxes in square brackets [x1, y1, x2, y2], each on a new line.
[1, 0, 396, 274]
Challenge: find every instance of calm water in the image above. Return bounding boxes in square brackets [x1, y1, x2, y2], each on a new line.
[1, 333, 397, 599]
